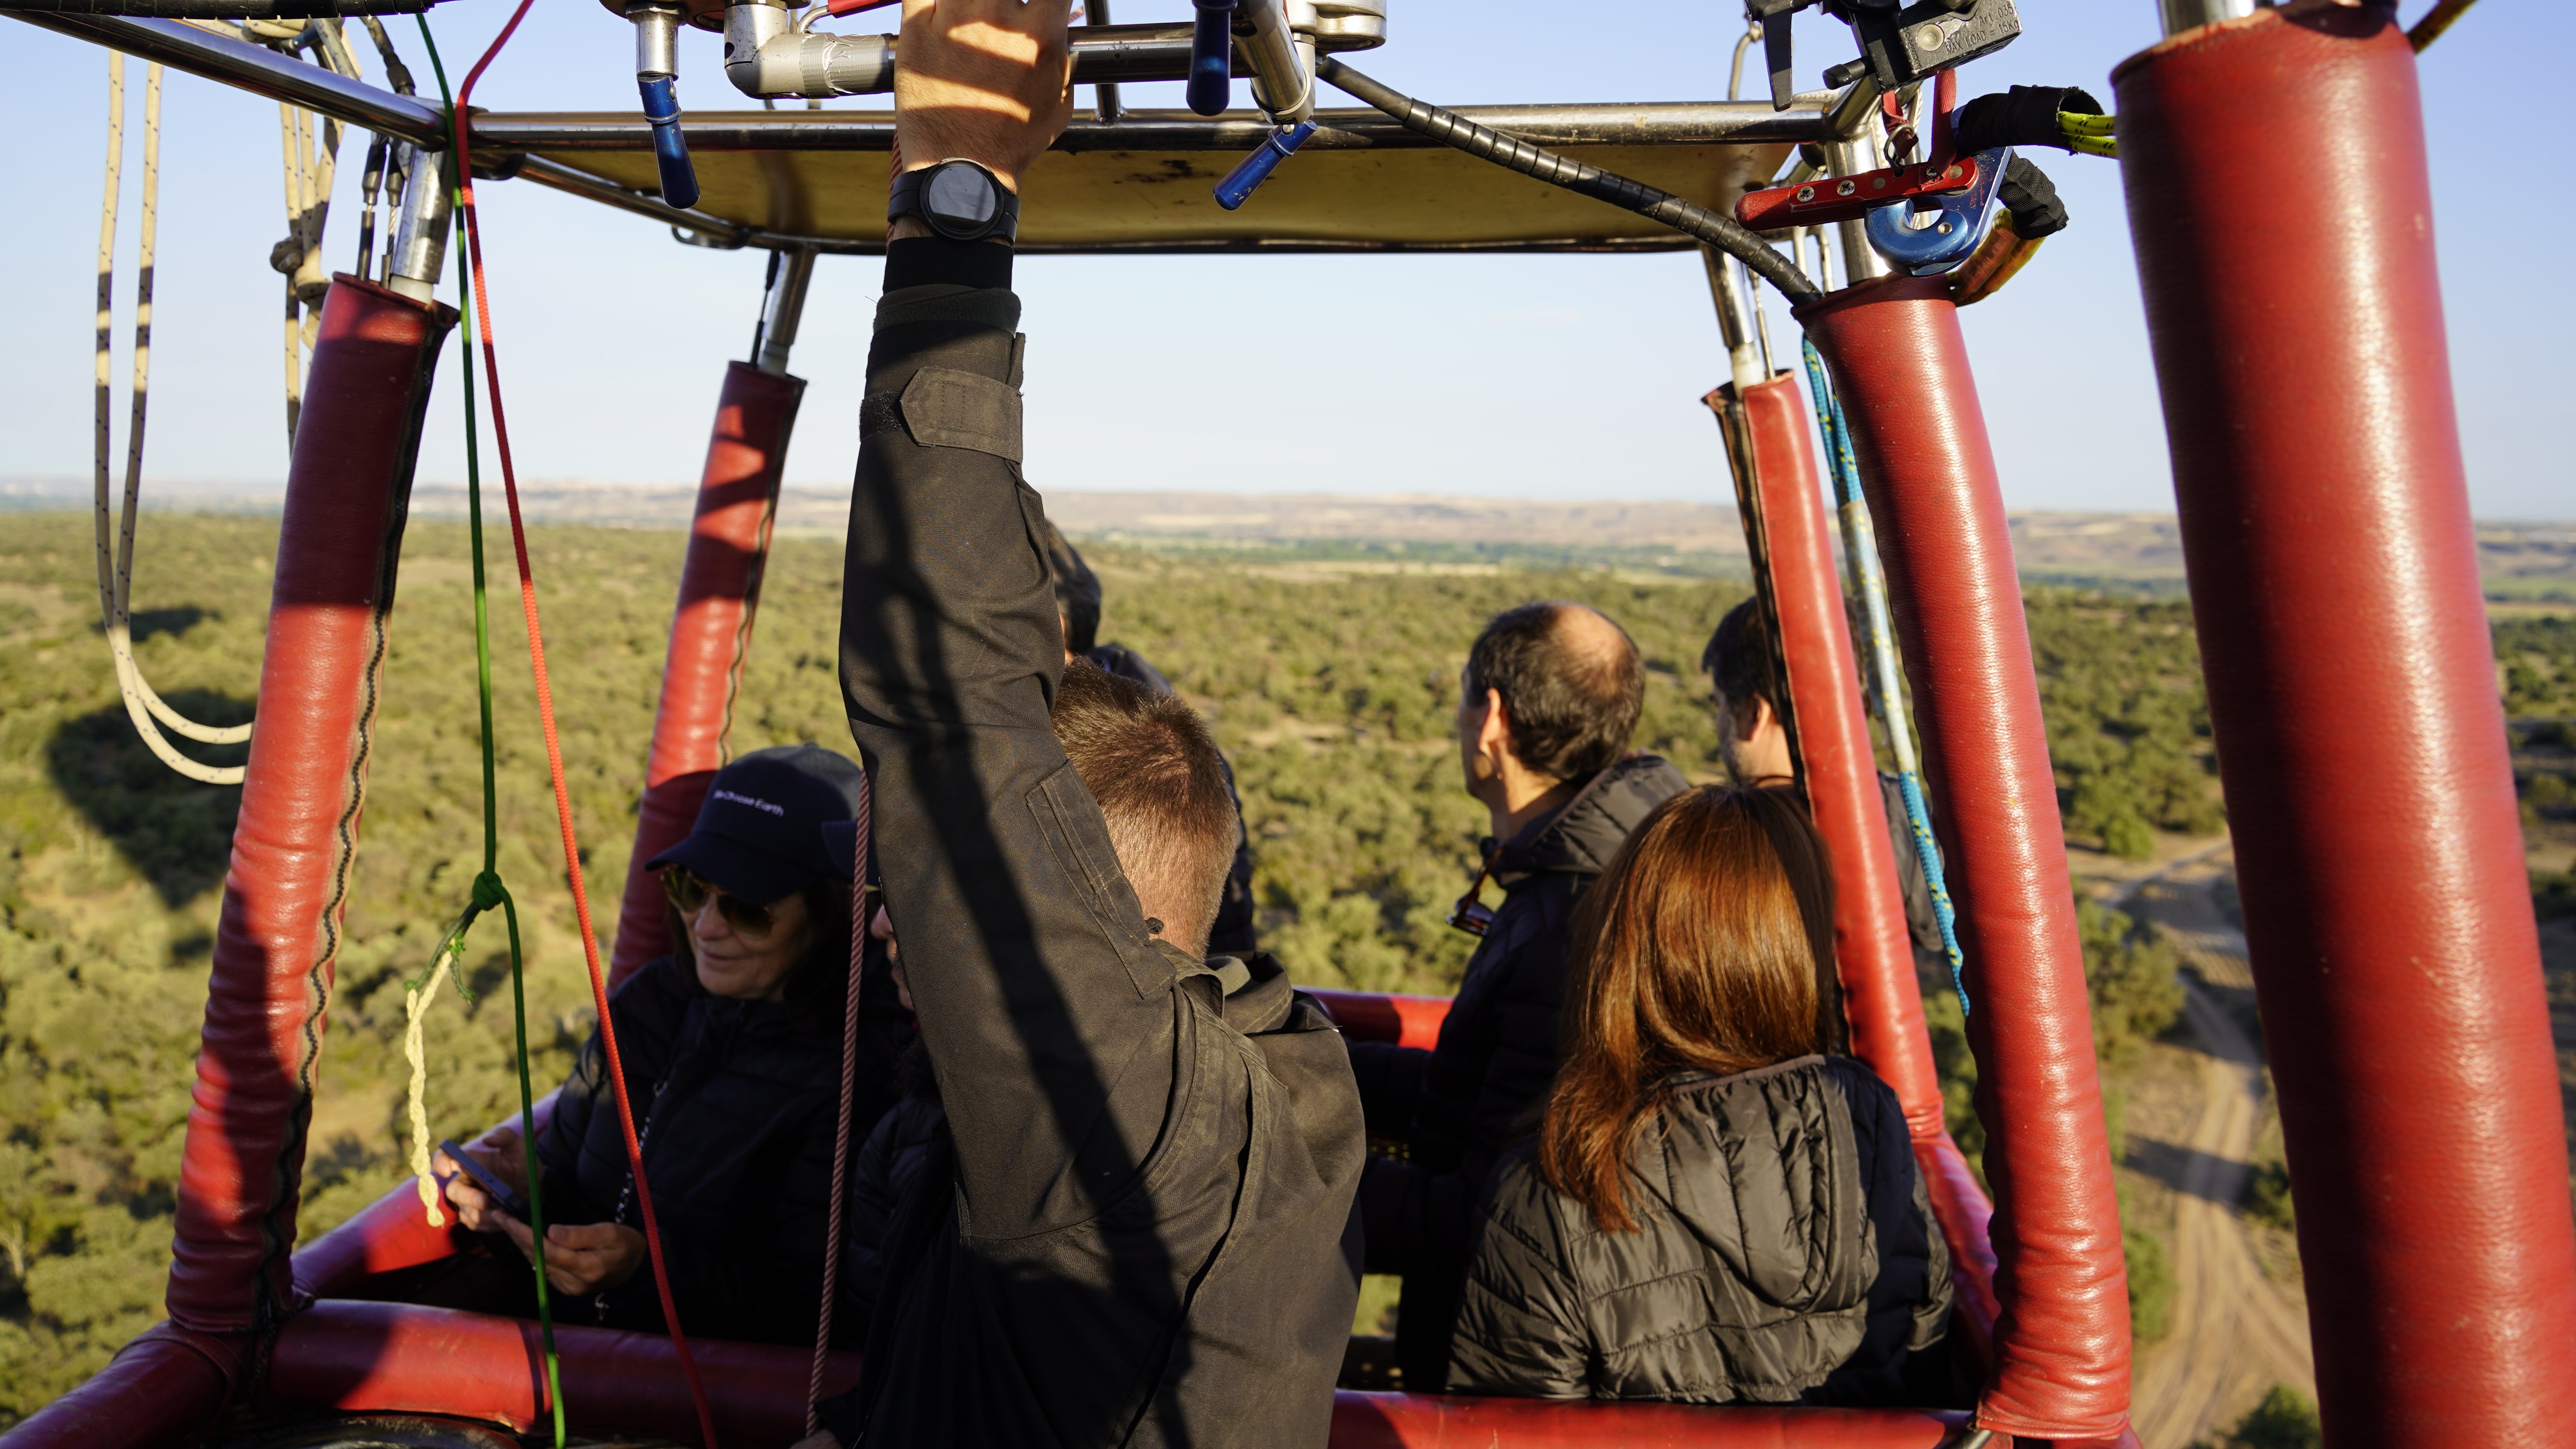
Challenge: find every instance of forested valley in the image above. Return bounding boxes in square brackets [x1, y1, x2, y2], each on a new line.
[1, 511, 2570, 1423]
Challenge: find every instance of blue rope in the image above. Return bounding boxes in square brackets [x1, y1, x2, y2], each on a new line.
[1802, 336, 1972, 1020]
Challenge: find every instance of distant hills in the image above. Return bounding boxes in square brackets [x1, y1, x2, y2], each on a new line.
[5, 477, 2569, 598]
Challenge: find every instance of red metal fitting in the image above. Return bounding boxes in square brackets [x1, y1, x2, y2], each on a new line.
[1737, 155, 1981, 232]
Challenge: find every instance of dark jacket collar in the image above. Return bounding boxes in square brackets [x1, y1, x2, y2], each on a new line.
[654, 952, 838, 1045]
[1167, 944, 1303, 1036]
[1488, 754, 1693, 880]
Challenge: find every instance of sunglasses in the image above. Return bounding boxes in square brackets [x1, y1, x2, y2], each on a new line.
[662, 867, 778, 941]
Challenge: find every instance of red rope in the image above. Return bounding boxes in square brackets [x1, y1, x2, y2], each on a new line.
[450, 12, 720, 1446]
[808, 780, 872, 1434]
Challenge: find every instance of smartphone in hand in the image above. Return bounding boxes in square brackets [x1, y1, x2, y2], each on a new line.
[439, 1138, 532, 1221]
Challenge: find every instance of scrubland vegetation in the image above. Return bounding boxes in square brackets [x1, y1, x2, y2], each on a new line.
[2200, 1384, 2324, 1449]
[0, 509, 2566, 1421]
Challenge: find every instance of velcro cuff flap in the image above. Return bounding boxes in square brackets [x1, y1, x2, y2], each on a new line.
[899, 366, 1023, 463]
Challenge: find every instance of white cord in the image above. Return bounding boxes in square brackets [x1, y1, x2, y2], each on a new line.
[405, 951, 453, 1229]
[88, 27, 383, 784]
[277, 21, 350, 446]
[279, 100, 308, 443]
[95, 56, 251, 785]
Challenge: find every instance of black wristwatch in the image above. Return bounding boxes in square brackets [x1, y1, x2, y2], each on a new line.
[888, 158, 1021, 243]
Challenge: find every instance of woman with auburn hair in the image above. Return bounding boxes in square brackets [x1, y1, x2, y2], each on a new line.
[1445, 785, 1951, 1406]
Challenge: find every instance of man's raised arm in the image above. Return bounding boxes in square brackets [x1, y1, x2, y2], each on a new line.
[837, 0, 1174, 1233]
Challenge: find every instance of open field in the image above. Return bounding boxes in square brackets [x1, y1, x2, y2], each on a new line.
[0, 504, 2568, 1430]
[9, 478, 2574, 598]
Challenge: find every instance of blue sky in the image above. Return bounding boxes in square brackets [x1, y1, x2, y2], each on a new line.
[0, 0, 2564, 517]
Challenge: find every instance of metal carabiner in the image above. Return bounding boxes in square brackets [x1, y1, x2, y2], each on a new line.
[1864, 145, 2010, 276]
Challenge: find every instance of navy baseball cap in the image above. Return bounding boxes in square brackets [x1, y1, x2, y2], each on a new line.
[819, 817, 878, 893]
[646, 745, 867, 906]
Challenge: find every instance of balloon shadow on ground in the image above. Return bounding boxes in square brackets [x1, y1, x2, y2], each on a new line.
[46, 690, 253, 906]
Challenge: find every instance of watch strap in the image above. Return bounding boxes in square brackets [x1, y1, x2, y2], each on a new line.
[887, 160, 1021, 244]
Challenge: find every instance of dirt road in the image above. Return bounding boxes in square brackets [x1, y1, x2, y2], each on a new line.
[2117, 856, 2318, 1449]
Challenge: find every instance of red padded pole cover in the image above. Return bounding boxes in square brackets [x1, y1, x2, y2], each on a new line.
[1914, 1135, 1999, 1375]
[1305, 989, 1450, 1051]
[608, 362, 803, 987]
[264, 1300, 1975, 1449]
[0, 1322, 240, 1449]
[1796, 275, 2128, 1439]
[1714, 375, 1946, 1142]
[1328, 1393, 1964, 1447]
[266, 1300, 859, 1448]
[165, 276, 451, 1337]
[290, 1090, 559, 1301]
[2115, 6, 2576, 1440]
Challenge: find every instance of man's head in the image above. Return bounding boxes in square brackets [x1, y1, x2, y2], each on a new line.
[1702, 598, 1795, 785]
[1052, 659, 1238, 958]
[1458, 603, 1644, 805]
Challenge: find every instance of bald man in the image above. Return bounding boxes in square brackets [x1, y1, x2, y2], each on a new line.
[1346, 601, 1689, 1391]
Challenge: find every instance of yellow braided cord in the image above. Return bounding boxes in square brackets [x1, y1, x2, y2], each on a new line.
[2060, 110, 2117, 158]
[2410, 0, 2477, 52]
[404, 950, 450, 1228]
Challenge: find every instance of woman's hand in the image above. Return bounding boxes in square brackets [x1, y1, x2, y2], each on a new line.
[496, 1214, 649, 1298]
[892, 0, 1075, 194]
[432, 1126, 526, 1234]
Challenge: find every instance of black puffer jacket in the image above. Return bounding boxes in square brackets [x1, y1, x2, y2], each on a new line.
[536, 949, 911, 1346]
[1447, 1055, 1950, 1405]
[841, 1074, 947, 1328]
[1347, 754, 1689, 1388]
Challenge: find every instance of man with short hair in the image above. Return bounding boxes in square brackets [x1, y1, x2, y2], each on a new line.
[811, 4, 1362, 1442]
[1348, 600, 1689, 1391]
[1702, 597, 1946, 961]
[1038, 517, 1261, 956]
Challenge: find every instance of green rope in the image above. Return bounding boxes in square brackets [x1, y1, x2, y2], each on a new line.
[414, 18, 565, 1446]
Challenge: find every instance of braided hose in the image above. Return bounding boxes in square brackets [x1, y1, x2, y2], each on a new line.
[1315, 57, 1820, 305]
[808, 779, 872, 1436]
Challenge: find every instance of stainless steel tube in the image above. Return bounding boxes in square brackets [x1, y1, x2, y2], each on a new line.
[1823, 73, 1883, 141]
[1236, 0, 1313, 124]
[385, 146, 453, 303]
[508, 154, 750, 246]
[724, 1, 898, 100]
[1826, 123, 1893, 284]
[1088, 0, 1122, 122]
[699, 16, 1379, 103]
[1702, 246, 1765, 392]
[2158, 0, 2256, 36]
[753, 246, 818, 376]
[634, 0, 681, 81]
[11, 11, 444, 145]
[473, 101, 1829, 154]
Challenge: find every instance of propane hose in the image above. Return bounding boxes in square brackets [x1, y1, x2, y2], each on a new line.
[1316, 57, 1821, 305]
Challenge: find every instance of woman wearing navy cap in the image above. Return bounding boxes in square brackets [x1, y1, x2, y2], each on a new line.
[434, 744, 911, 1347]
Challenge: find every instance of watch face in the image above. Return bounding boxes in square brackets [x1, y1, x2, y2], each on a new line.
[925, 165, 999, 234]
